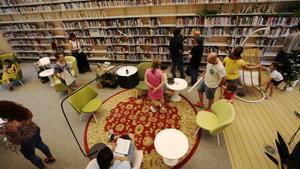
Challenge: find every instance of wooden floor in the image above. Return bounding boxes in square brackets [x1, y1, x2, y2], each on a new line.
[224, 79, 300, 169]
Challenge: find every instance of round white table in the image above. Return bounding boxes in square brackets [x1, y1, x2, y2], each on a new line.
[39, 68, 55, 86]
[154, 129, 189, 166]
[116, 66, 139, 89]
[166, 78, 188, 102]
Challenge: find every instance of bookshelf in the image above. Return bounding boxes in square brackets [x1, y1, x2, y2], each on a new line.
[0, 0, 299, 65]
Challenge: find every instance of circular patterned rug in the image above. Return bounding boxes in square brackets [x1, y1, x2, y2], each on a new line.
[84, 89, 200, 169]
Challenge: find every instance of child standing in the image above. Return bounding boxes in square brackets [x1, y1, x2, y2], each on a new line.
[261, 62, 283, 99]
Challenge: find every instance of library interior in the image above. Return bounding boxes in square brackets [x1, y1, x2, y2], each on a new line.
[0, 0, 299, 169]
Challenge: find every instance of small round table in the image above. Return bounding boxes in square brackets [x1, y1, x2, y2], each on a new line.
[116, 66, 139, 89]
[39, 69, 54, 86]
[166, 78, 188, 102]
[154, 129, 189, 166]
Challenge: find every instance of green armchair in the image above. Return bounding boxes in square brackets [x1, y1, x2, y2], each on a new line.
[194, 99, 235, 146]
[54, 56, 78, 92]
[135, 62, 152, 98]
[0, 53, 23, 86]
[68, 85, 102, 123]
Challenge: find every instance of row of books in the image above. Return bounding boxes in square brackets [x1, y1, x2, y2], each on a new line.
[107, 46, 170, 53]
[0, 0, 278, 7]
[228, 27, 290, 37]
[16, 53, 52, 58]
[204, 16, 300, 26]
[176, 17, 203, 26]
[0, 0, 90, 7]
[3, 32, 55, 38]
[9, 39, 53, 45]
[255, 38, 279, 47]
[202, 27, 225, 36]
[109, 54, 172, 62]
[12, 46, 46, 51]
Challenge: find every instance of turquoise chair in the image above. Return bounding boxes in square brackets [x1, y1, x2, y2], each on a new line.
[68, 85, 102, 123]
[0, 53, 23, 87]
[135, 62, 152, 98]
[194, 99, 235, 146]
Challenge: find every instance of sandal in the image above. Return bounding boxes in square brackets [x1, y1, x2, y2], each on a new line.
[194, 102, 204, 108]
[44, 157, 56, 163]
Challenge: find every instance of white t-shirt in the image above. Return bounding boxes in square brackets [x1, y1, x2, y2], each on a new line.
[268, 69, 283, 82]
[204, 61, 226, 88]
[85, 159, 131, 169]
[85, 159, 99, 169]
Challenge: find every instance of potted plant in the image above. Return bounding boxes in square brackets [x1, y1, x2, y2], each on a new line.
[264, 132, 300, 169]
[277, 50, 300, 91]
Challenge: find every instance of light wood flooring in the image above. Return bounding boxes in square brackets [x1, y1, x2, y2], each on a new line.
[224, 75, 300, 169]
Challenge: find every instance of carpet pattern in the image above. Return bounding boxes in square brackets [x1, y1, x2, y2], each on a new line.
[84, 89, 200, 169]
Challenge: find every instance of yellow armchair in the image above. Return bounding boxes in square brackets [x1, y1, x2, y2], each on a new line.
[194, 99, 235, 146]
[135, 62, 152, 98]
[0, 53, 23, 86]
[53, 56, 78, 92]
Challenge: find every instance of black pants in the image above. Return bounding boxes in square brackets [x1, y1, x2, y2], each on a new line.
[171, 57, 184, 78]
[72, 51, 90, 73]
[20, 127, 53, 169]
[190, 66, 199, 85]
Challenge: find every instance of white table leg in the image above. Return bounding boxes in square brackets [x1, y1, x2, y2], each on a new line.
[163, 157, 178, 166]
[48, 75, 54, 86]
[171, 90, 182, 102]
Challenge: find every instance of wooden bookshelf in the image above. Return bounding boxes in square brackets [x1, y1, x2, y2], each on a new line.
[0, 0, 299, 64]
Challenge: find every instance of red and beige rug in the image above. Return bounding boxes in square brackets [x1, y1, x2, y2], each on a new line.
[84, 89, 200, 169]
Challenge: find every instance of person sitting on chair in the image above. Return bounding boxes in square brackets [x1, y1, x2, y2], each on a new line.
[2, 59, 18, 91]
[53, 51, 80, 94]
[260, 62, 283, 99]
[223, 46, 260, 84]
[86, 134, 136, 169]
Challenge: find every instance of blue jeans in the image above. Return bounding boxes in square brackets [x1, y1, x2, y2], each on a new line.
[190, 66, 199, 85]
[20, 127, 53, 169]
[171, 57, 184, 78]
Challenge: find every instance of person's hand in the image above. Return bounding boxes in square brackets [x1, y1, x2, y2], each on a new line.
[153, 86, 160, 93]
[111, 142, 116, 151]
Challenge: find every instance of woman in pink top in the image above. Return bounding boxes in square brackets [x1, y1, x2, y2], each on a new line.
[144, 59, 166, 113]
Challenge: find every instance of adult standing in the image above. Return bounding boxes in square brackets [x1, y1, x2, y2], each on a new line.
[68, 32, 91, 74]
[144, 59, 166, 113]
[170, 28, 185, 78]
[276, 24, 300, 63]
[0, 101, 55, 169]
[195, 53, 226, 111]
[188, 36, 204, 85]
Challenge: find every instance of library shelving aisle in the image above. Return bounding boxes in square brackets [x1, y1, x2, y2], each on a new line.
[0, 0, 299, 65]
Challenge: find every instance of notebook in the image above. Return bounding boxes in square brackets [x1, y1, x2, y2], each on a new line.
[115, 138, 131, 155]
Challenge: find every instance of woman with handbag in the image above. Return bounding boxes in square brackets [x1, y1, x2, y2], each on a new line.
[0, 101, 55, 169]
[68, 33, 91, 74]
[54, 51, 80, 94]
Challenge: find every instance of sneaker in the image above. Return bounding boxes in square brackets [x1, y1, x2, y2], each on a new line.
[265, 95, 270, 100]
[161, 106, 166, 112]
[150, 106, 157, 113]
[263, 144, 276, 156]
[108, 129, 115, 142]
[9, 86, 14, 91]
[194, 102, 204, 108]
